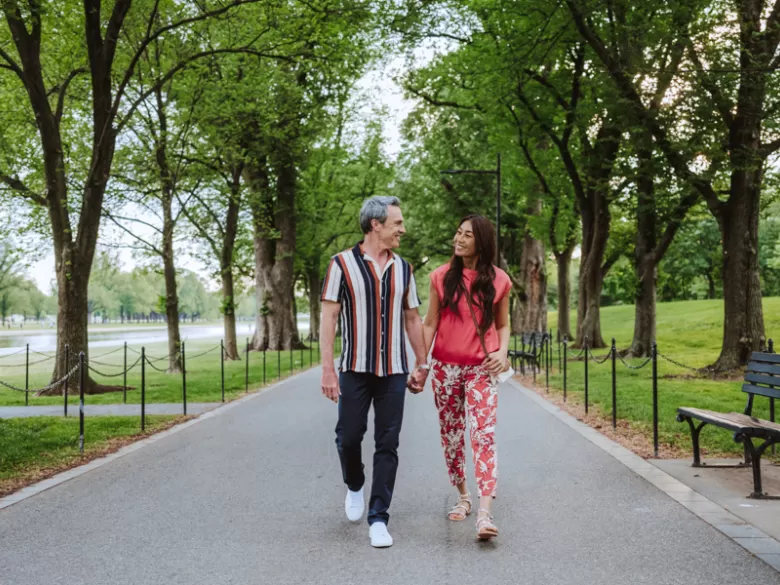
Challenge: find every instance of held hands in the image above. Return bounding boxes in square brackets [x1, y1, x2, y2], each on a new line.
[321, 367, 340, 403]
[483, 351, 508, 376]
[407, 365, 429, 394]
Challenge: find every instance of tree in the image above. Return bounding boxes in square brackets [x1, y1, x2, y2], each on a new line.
[564, 0, 780, 368]
[0, 0, 287, 392]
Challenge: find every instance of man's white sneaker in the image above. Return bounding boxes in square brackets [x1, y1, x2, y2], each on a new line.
[369, 522, 393, 548]
[345, 488, 365, 522]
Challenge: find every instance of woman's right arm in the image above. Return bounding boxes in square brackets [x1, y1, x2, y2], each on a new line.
[423, 279, 441, 359]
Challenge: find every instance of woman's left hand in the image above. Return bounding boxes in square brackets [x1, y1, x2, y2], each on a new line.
[483, 351, 507, 376]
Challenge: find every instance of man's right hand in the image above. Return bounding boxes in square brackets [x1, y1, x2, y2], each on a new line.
[321, 368, 340, 403]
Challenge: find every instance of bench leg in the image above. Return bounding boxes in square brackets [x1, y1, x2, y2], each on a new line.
[741, 436, 780, 500]
[680, 416, 706, 467]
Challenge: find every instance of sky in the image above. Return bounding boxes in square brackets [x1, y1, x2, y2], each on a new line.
[26, 57, 422, 294]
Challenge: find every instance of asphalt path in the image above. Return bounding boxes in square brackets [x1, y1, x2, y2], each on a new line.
[0, 367, 777, 585]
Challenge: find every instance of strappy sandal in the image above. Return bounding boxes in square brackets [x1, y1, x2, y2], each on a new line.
[476, 509, 499, 540]
[447, 493, 472, 521]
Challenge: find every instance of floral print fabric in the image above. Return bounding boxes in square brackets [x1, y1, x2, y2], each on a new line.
[431, 359, 498, 497]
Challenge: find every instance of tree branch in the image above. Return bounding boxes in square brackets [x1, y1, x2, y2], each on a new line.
[685, 39, 734, 129]
[0, 173, 46, 206]
[55, 67, 88, 122]
[115, 46, 297, 135]
[102, 212, 164, 256]
[564, 0, 724, 218]
[405, 86, 483, 111]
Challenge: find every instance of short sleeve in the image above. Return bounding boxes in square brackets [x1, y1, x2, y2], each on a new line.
[404, 268, 421, 310]
[496, 269, 512, 302]
[321, 257, 343, 303]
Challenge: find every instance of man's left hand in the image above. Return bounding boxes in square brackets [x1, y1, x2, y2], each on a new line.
[407, 366, 429, 394]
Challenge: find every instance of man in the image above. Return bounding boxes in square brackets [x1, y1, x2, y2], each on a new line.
[320, 195, 428, 548]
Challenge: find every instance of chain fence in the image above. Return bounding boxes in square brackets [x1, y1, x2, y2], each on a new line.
[510, 331, 776, 459]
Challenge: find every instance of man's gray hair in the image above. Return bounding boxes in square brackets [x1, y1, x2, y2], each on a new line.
[359, 196, 401, 234]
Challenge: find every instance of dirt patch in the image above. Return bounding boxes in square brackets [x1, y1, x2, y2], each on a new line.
[0, 416, 193, 499]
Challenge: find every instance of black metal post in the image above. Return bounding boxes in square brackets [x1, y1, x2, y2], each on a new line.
[141, 347, 146, 431]
[63, 344, 69, 417]
[278, 348, 281, 381]
[532, 337, 537, 384]
[652, 341, 659, 458]
[771, 337, 776, 453]
[79, 352, 85, 454]
[496, 153, 501, 260]
[220, 340, 225, 403]
[181, 342, 187, 415]
[123, 341, 127, 404]
[245, 338, 249, 393]
[549, 329, 553, 373]
[563, 336, 568, 402]
[584, 336, 589, 414]
[558, 331, 562, 373]
[309, 339, 313, 369]
[611, 338, 617, 430]
[263, 347, 267, 385]
[290, 345, 293, 377]
[25, 343, 29, 406]
[545, 334, 549, 392]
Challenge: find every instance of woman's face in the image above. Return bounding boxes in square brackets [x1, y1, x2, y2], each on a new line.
[453, 220, 477, 258]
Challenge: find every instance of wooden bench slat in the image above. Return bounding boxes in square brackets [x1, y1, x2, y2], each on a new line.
[750, 352, 780, 364]
[741, 383, 780, 400]
[746, 362, 780, 375]
[744, 372, 780, 388]
[677, 408, 754, 430]
[677, 407, 780, 438]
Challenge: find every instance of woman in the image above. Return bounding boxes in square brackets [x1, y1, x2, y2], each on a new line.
[422, 214, 511, 540]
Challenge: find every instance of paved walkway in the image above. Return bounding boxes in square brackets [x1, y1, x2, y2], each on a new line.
[0, 368, 778, 584]
[0, 403, 220, 418]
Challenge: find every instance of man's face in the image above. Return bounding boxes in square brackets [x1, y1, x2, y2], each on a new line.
[374, 205, 406, 249]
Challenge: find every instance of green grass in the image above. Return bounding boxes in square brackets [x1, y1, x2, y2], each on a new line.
[0, 415, 181, 496]
[511, 298, 780, 458]
[0, 339, 327, 407]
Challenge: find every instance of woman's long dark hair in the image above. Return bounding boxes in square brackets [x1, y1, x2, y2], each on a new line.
[441, 215, 497, 334]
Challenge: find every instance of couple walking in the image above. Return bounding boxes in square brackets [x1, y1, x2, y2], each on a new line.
[320, 195, 512, 548]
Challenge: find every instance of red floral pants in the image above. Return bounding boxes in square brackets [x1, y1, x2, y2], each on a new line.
[431, 360, 498, 497]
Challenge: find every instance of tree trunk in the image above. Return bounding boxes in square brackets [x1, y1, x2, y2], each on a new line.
[512, 198, 547, 333]
[162, 241, 182, 374]
[706, 271, 716, 299]
[630, 142, 657, 357]
[220, 168, 242, 361]
[555, 245, 574, 341]
[576, 200, 609, 348]
[714, 183, 765, 369]
[307, 265, 322, 341]
[222, 269, 240, 360]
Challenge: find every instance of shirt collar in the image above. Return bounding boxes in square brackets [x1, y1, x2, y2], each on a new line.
[355, 241, 395, 270]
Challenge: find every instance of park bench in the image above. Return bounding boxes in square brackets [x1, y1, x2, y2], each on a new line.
[507, 332, 547, 375]
[677, 351, 780, 499]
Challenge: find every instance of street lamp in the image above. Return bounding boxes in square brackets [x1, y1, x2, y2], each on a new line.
[440, 153, 501, 263]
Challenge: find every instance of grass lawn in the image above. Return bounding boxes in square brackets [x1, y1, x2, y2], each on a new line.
[0, 415, 183, 497]
[0, 339, 327, 407]
[512, 297, 780, 458]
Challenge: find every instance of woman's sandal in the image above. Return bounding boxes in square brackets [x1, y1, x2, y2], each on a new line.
[448, 493, 472, 521]
[476, 509, 499, 540]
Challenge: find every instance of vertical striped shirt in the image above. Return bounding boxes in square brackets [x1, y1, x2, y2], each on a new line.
[321, 242, 420, 376]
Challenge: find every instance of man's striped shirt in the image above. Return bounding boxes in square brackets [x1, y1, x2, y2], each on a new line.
[321, 242, 420, 376]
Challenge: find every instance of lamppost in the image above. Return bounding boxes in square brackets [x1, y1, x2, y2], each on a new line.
[440, 153, 501, 263]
